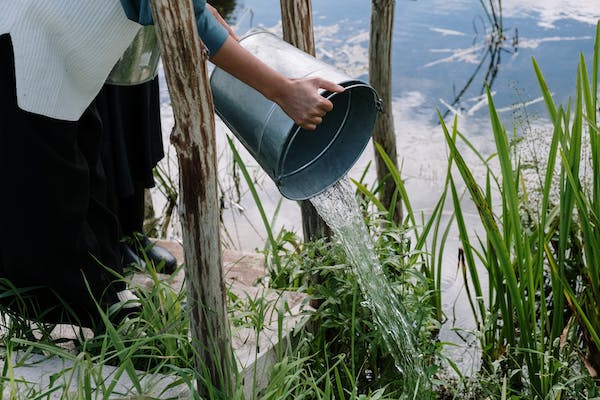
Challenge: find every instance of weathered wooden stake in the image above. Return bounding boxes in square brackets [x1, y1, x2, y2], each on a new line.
[148, 0, 232, 396]
[370, 0, 402, 224]
[280, 0, 332, 242]
[280, 0, 315, 58]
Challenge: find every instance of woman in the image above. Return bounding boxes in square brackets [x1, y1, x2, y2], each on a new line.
[0, 0, 342, 328]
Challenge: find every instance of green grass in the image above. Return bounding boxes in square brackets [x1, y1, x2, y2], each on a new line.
[0, 160, 443, 399]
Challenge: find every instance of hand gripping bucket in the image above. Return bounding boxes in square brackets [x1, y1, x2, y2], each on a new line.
[210, 30, 381, 200]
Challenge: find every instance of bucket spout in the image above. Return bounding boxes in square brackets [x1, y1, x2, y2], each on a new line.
[210, 30, 380, 200]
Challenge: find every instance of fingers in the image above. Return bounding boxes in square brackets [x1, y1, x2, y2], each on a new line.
[294, 111, 322, 130]
[316, 78, 345, 94]
[278, 77, 344, 130]
[311, 115, 323, 126]
[318, 97, 334, 112]
[298, 87, 333, 130]
[298, 113, 324, 131]
[301, 122, 318, 131]
[313, 78, 341, 112]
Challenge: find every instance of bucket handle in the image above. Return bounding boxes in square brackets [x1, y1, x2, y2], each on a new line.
[275, 82, 380, 181]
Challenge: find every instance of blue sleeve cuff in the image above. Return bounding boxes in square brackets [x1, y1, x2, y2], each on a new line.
[194, 5, 229, 56]
[120, 0, 229, 55]
[120, 0, 153, 25]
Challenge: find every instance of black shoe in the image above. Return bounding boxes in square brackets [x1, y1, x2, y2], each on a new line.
[138, 236, 178, 274]
[121, 243, 147, 270]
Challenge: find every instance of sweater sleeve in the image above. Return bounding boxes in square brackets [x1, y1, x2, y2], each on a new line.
[119, 0, 229, 55]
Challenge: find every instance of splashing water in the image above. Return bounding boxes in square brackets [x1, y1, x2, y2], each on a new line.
[310, 178, 429, 396]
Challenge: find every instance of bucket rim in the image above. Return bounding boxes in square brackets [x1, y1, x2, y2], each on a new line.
[237, 28, 279, 42]
[276, 80, 377, 181]
[276, 80, 379, 200]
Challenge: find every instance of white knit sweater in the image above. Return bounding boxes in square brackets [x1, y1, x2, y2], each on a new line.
[0, 0, 141, 121]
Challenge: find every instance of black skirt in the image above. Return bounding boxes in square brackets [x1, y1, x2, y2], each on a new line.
[0, 34, 124, 327]
[96, 78, 164, 198]
[95, 78, 164, 236]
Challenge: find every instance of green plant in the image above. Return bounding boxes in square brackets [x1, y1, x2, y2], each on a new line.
[265, 206, 441, 398]
[227, 135, 284, 271]
[438, 21, 600, 398]
[152, 153, 179, 239]
[533, 22, 600, 375]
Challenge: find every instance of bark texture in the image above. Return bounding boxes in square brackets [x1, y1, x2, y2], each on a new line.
[370, 0, 403, 223]
[280, 0, 316, 57]
[148, 0, 232, 396]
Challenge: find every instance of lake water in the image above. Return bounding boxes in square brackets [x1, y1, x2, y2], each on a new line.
[156, 0, 600, 246]
[155, 0, 600, 374]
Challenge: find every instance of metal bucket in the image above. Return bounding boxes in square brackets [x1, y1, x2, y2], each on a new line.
[106, 25, 161, 86]
[210, 30, 380, 200]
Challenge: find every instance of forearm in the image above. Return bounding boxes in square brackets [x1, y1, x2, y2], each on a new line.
[210, 35, 344, 130]
[209, 36, 289, 104]
[120, 0, 342, 130]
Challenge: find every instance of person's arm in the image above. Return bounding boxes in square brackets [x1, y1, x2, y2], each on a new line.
[120, 0, 229, 55]
[120, 0, 344, 130]
[204, 5, 344, 130]
[210, 36, 344, 131]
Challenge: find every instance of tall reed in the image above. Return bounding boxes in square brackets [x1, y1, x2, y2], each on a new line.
[441, 21, 600, 398]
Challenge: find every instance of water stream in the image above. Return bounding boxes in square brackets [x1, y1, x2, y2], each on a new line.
[310, 178, 429, 397]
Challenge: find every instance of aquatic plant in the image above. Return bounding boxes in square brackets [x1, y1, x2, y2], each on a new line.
[440, 21, 600, 399]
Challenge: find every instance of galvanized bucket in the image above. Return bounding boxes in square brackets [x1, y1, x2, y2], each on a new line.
[106, 26, 161, 86]
[210, 30, 381, 200]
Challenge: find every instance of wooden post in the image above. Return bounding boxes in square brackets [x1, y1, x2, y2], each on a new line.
[280, 0, 316, 57]
[370, 0, 402, 224]
[280, 0, 332, 242]
[148, 0, 232, 396]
